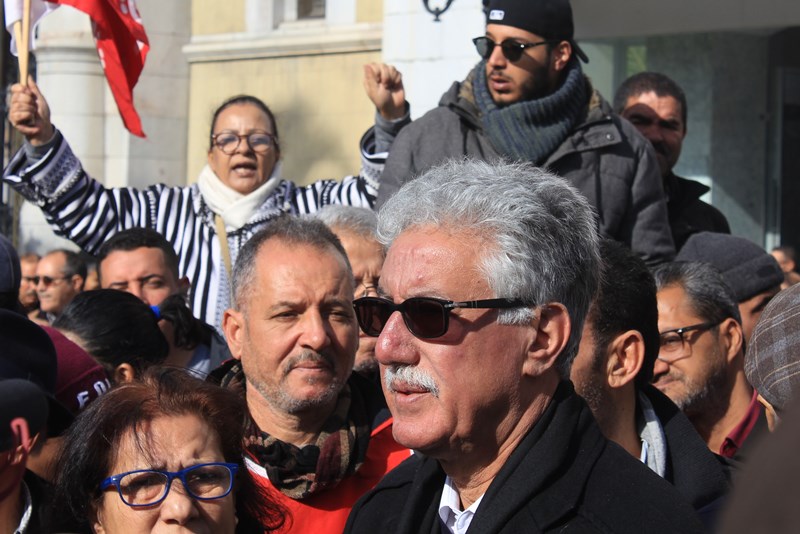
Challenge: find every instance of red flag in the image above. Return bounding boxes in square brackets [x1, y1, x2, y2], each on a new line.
[55, 0, 149, 137]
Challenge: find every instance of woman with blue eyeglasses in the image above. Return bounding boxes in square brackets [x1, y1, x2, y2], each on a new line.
[52, 367, 285, 533]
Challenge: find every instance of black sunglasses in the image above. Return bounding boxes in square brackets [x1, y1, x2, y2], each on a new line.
[472, 36, 551, 62]
[353, 296, 529, 339]
[31, 275, 70, 286]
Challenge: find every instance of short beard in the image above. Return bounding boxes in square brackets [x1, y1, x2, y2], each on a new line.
[575, 345, 614, 430]
[248, 349, 344, 415]
[672, 349, 729, 419]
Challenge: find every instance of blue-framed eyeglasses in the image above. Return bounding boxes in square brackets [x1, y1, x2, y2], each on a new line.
[100, 462, 238, 507]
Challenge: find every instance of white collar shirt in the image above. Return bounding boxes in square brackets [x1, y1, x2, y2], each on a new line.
[437, 476, 485, 534]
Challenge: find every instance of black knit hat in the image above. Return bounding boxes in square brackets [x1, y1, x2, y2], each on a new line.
[485, 0, 589, 63]
[677, 232, 784, 302]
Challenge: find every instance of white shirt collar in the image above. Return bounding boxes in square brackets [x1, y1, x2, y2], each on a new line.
[437, 476, 484, 534]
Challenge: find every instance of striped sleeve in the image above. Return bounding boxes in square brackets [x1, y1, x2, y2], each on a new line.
[4, 133, 180, 255]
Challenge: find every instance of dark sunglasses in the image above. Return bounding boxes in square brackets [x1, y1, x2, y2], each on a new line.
[31, 275, 70, 286]
[472, 36, 551, 62]
[353, 296, 528, 339]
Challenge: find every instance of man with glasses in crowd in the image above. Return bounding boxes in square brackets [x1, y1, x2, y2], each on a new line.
[346, 160, 704, 533]
[375, 0, 674, 266]
[19, 253, 40, 315]
[570, 240, 729, 527]
[315, 205, 386, 382]
[652, 261, 769, 461]
[32, 249, 86, 324]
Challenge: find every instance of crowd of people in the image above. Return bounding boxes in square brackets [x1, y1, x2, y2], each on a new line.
[2, 0, 800, 532]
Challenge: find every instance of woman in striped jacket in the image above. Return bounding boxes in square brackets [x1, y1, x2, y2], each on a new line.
[5, 76, 405, 330]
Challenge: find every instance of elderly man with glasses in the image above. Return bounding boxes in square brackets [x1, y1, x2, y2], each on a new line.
[315, 205, 386, 382]
[375, 0, 674, 267]
[652, 261, 770, 461]
[345, 159, 704, 533]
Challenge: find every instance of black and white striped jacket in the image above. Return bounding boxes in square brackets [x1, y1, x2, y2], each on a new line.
[3, 129, 385, 330]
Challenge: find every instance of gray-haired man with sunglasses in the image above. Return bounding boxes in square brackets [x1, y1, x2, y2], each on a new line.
[375, 0, 674, 268]
[346, 159, 704, 533]
[652, 261, 770, 462]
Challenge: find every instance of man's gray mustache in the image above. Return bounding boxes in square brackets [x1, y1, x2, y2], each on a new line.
[384, 365, 440, 398]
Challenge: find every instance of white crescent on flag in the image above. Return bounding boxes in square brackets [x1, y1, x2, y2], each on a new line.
[3, 0, 59, 55]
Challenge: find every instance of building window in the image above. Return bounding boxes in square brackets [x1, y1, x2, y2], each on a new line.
[298, 0, 325, 19]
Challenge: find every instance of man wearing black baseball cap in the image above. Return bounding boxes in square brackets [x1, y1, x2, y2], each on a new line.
[0, 379, 49, 534]
[0, 310, 79, 532]
[375, 0, 674, 267]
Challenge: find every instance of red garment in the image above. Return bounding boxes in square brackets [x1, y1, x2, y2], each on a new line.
[248, 418, 410, 533]
[50, 0, 149, 136]
[719, 389, 763, 458]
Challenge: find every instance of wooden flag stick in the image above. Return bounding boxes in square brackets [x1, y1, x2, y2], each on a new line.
[17, 0, 32, 84]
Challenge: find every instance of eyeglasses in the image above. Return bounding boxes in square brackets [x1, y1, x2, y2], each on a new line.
[355, 276, 380, 299]
[100, 462, 238, 507]
[211, 131, 276, 155]
[658, 321, 721, 363]
[32, 275, 70, 286]
[472, 36, 551, 62]
[353, 296, 529, 339]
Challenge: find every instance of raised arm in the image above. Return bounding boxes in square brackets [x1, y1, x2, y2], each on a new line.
[3, 79, 178, 254]
[8, 77, 56, 146]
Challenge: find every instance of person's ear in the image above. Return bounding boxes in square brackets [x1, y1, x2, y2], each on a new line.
[719, 318, 744, 363]
[114, 363, 136, 384]
[523, 303, 570, 377]
[551, 40, 572, 72]
[177, 277, 191, 297]
[71, 274, 85, 292]
[92, 507, 106, 534]
[9, 431, 40, 464]
[605, 330, 645, 390]
[223, 308, 245, 361]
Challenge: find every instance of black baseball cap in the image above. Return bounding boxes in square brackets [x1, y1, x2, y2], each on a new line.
[0, 379, 49, 451]
[0, 309, 74, 436]
[485, 0, 589, 63]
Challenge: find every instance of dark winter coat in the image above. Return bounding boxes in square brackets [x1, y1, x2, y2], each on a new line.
[345, 382, 705, 534]
[376, 80, 676, 266]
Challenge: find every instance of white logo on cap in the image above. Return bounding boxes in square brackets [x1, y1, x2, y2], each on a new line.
[489, 9, 505, 21]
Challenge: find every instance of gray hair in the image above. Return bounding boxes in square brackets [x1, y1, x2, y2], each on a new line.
[378, 159, 601, 376]
[314, 205, 379, 240]
[231, 216, 352, 310]
[653, 261, 742, 325]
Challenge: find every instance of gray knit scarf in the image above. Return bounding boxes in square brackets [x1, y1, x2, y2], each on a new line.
[472, 59, 588, 164]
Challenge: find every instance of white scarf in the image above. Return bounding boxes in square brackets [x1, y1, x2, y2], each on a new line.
[197, 163, 281, 230]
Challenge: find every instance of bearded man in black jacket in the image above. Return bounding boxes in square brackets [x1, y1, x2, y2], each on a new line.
[571, 239, 730, 529]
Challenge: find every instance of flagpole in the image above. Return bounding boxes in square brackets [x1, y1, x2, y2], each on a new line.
[15, 0, 31, 84]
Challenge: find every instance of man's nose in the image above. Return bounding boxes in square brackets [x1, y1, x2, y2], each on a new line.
[652, 357, 670, 380]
